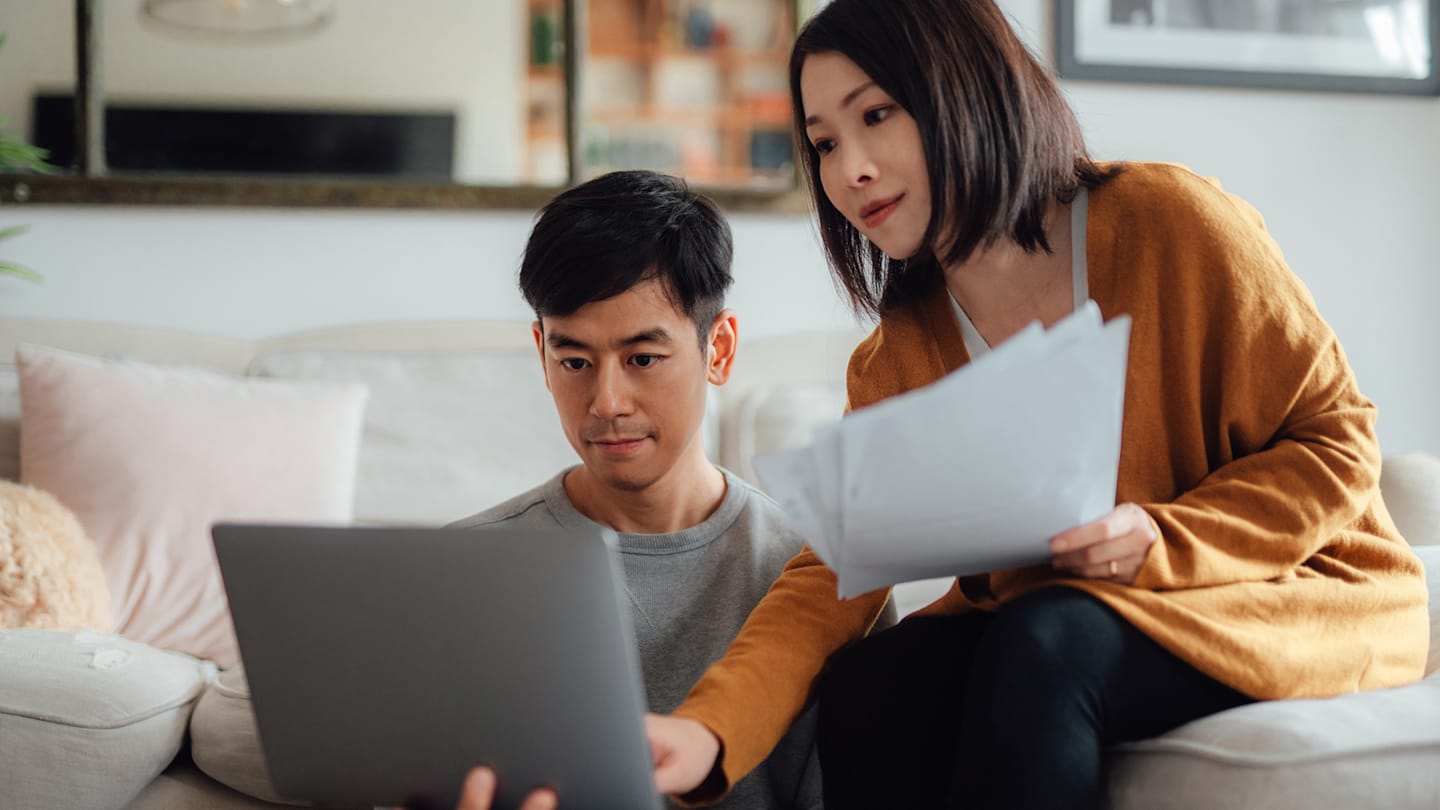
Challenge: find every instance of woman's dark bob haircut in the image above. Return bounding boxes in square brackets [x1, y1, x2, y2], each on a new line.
[789, 0, 1117, 317]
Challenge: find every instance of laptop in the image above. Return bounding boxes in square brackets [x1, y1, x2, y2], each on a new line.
[211, 523, 664, 810]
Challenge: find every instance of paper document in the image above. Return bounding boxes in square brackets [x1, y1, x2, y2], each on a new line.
[755, 301, 1131, 598]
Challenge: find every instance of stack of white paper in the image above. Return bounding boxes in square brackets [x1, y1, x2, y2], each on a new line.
[755, 301, 1131, 598]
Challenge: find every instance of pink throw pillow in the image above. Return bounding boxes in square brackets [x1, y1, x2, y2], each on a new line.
[17, 344, 367, 668]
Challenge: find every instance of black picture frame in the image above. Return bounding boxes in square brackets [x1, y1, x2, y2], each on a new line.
[1056, 0, 1440, 95]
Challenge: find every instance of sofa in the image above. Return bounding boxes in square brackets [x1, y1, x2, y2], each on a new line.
[0, 315, 1436, 810]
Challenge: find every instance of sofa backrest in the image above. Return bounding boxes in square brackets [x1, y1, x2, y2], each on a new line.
[0, 317, 865, 523]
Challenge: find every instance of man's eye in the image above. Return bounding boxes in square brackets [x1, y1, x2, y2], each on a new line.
[863, 105, 892, 125]
[812, 138, 835, 155]
[559, 358, 588, 371]
[631, 354, 660, 368]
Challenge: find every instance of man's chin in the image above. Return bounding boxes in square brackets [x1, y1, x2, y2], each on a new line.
[593, 468, 657, 493]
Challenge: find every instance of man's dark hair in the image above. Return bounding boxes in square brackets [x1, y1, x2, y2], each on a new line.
[519, 170, 733, 345]
[788, 0, 1117, 317]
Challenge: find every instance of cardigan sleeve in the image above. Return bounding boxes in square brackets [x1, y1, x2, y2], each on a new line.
[671, 550, 888, 798]
[1130, 182, 1384, 591]
[671, 325, 906, 797]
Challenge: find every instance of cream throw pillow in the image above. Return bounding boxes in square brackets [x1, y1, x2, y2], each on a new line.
[16, 344, 367, 668]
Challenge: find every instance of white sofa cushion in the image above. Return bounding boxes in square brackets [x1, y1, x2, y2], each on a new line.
[248, 348, 579, 526]
[16, 345, 368, 668]
[1106, 544, 1440, 810]
[729, 380, 846, 485]
[189, 667, 308, 807]
[0, 629, 216, 810]
[1384, 452, 1440, 547]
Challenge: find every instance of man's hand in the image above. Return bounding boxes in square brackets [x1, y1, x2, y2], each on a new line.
[1050, 502, 1157, 585]
[453, 766, 556, 810]
[646, 713, 722, 796]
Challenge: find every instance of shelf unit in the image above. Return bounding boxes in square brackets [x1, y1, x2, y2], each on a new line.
[578, 0, 797, 190]
[523, 0, 568, 184]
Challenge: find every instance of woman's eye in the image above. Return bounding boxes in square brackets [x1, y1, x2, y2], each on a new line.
[631, 354, 661, 368]
[863, 105, 892, 125]
[812, 138, 835, 155]
[559, 358, 588, 371]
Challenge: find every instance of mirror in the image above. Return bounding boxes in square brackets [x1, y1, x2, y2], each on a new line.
[0, 0, 807, 210]
[0, 4, 76, 176]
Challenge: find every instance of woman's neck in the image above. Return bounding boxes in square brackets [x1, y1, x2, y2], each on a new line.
[941, 199, 1074, 347]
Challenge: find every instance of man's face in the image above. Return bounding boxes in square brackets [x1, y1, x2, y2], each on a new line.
[534, 279, 734, 493]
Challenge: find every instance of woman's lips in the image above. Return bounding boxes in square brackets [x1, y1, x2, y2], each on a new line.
[861, 195, 902, 229]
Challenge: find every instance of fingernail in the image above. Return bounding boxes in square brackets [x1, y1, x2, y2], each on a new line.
[467, 767, 494, 791]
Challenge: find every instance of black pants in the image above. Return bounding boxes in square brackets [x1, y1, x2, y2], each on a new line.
[816, 587, 1252, 810]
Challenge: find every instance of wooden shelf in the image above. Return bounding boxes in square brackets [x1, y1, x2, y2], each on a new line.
[586, 102, 790, 129]
[528, 0, 798, 187]
[589, 43, 790, 66]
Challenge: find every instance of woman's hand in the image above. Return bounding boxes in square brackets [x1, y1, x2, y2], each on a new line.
[1050, 503, 1157, 585]
[646, 713, 721, 796]
[453, 766, 556, 810]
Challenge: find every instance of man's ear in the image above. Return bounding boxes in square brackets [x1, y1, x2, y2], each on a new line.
[532, 321, 552, 392]
[706, 309, 738, 386]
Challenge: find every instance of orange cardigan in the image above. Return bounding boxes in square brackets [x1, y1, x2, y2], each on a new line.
[674, 162, 1429, 794]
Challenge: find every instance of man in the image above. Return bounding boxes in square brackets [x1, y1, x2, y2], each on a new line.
[447, 170, 826, 809]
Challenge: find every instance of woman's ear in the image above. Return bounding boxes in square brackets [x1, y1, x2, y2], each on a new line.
[706, 309, 739, 386]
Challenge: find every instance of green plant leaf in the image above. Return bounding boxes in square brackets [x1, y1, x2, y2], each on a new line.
[0, 262, 43, 283]
[0, 224, 30, 242]
[0, 136, 56, 174]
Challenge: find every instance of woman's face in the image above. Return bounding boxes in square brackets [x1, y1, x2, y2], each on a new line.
[800, 51, 932, 260]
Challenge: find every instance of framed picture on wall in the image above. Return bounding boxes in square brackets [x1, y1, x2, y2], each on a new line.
[1056, 0, 1440, 95]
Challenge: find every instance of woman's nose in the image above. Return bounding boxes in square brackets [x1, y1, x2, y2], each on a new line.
[842, 145, 876, 187]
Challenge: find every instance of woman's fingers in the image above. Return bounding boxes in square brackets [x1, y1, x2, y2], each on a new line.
[1050, 503, 1157, 583]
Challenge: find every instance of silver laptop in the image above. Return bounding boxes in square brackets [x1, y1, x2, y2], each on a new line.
[211, 524, 664, 810]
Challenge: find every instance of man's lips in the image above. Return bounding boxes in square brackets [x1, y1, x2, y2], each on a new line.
[589, 437, 649, 451]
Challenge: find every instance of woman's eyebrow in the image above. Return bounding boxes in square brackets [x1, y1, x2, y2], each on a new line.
[805, 81, 878, 128]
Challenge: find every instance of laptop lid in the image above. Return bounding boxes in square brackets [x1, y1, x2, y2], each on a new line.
[212, 523, 663, 810]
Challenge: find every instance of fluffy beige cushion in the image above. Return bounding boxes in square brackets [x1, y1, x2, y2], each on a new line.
[0, 481, 112, 631]
[16, 344, 367, 668]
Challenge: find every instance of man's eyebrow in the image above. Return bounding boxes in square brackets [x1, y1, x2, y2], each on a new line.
[544, 327, 674, 350]
[545, 331, 588, 350]
[620, 327, 674, 347]
[804, 80, 877, 128]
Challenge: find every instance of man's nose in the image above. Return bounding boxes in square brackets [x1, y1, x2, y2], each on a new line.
[589, 361, 634, 419]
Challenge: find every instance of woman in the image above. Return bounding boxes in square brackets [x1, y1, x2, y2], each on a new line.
[646, 0, 1430, 808]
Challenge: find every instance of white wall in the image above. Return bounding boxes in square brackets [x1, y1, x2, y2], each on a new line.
[1, 0, 527, 183]
[2, 0, 1437, 455]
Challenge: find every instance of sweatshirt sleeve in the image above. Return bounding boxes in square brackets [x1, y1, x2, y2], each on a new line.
[1130, 180, 1383, 591]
